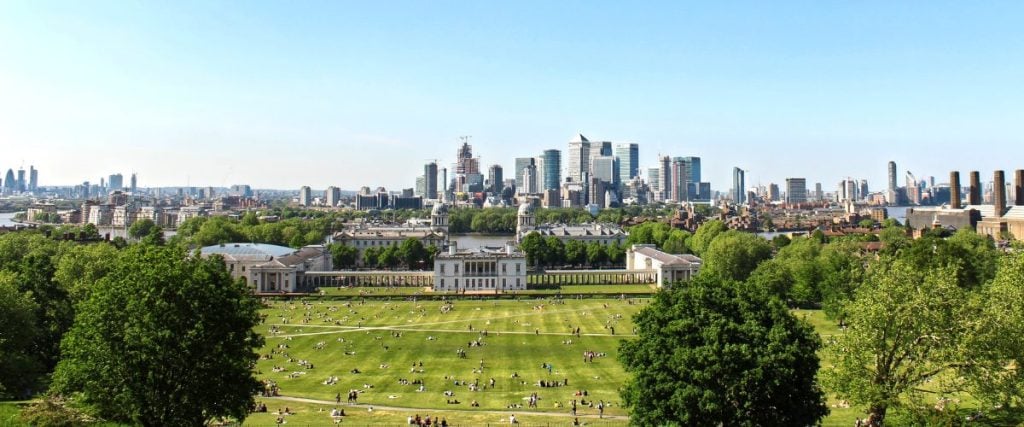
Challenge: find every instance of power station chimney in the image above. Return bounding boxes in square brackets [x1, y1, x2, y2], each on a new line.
[949, 171, 961, 209]
[994, 170, 1006, 217]
[1015, 169, 1024, 207]
[969, 171, 981, 205]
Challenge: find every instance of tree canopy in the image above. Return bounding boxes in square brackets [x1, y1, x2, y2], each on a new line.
[52, 245, 264, 426]
[620, 276, 828, 426]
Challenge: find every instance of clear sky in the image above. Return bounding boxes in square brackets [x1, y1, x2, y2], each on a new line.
[2, 1, 1023, 191]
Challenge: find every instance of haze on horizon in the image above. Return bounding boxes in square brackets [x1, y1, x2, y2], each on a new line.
[1, 1, 1022, 191]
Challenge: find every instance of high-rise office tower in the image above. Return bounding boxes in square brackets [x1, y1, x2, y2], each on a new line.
[2, 169, 12, 191]
[488, 164, 503, 194]
[591, 156, 616, 187]
[521, 164, 538, 194]
[298, 186, 312, 206]
[659, 156, 671, 201]
[815, 182, 823, 201]
[768, 183, 780, 202]
[567, 134, 591, 183]
[786, 178, 808, 204]
[671, 157, 687, 202]
[682, 157, 701, 183]
[589, 141, 612, 173]
[455, 141, 479, 175]
[732, 167, 745, 204]
[108, 173, 124, 193]
[424, 162, 438, 200]
[16, 168, 25, 192]
[514, 158, 534, 193]
[130, 173, 137, 193]
[28, 166, 38, 191]
[541, 149, 561, 191]
[614, 143, 639, 188]
[859, 179, 868, 201]
[647, 167, 661, 196]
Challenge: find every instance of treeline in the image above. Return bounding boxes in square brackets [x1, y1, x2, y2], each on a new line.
[0, 225, 264, 424]
[328, 238, 439, 270]
[445, 206, 686, 234]
[175, 213, 332, 248]
[518, 233, 628, 268]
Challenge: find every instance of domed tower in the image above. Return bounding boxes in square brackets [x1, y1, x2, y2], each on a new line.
[431, 203, 449, 234]
[516, 202, 535, 241]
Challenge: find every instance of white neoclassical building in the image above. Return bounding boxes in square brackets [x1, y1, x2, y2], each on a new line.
[515, 202, 628, 245]
[200, 243, 331, 293]
[626, 244, 702, 286]
[333, 203, 450, 266]
[433, 242, 527, 292]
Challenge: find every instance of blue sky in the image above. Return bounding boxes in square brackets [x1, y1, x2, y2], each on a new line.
[1, 1, 1022, 191]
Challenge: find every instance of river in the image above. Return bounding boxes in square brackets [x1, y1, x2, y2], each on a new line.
[0, 212, 16, 227]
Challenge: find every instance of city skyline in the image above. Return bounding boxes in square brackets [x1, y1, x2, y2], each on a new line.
[2, 2, 1023, 189]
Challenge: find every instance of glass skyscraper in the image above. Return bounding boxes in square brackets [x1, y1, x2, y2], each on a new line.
[542, 149, 561, 191]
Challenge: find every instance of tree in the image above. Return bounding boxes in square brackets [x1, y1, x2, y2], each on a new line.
[823, 259, 969, 424]
[963, 251, 1024, 408]
[0, 272, 41, 399]
[328, 244, 359, 269]
[700, 231, 772, 282]
[689, 220, 727, 256]
[518, 232, 546, 267]
[620, 276, 828, 426]
[128, 218, 157, 240]
[52, 245, 263, 426]
[586, 242, 607, 268]
[398, 238, 427, 270]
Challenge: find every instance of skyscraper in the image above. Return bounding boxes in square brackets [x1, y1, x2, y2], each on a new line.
[488, 164, 503, 194]
[542, 149, 561, 191]
[786, 178, 807, 204]
[298, 186, 312, 206]
[591, 156, 616, 186]
[567, 134, 591, 183]
[521, 163, 538, 194]
[647, 167, 661, 196]
[424, 162, 438, 200]
[682, 157, 701, 183]
[29, 166, 38, 191]
[16, 168, 25, 192]
[108, 173, 124, 193]
[733, 167, 745, 204]
[888, 161, 897, 191]
[514, 157, 535, 193]
[455, 141, 479, 175]
[130, 173, 137, 193]
[658, 155, 671, 201]
[614, 143, 639, 188]
[670, 157, 687, 202]
[3, 169, 13, 191]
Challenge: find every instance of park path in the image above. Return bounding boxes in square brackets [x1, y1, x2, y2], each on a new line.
[264, 395, 628, 421]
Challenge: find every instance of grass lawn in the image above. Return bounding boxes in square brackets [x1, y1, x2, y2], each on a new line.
[316, 285, 657, 298]
[250, 297, 643, 425]
[0, 402, 22, 425]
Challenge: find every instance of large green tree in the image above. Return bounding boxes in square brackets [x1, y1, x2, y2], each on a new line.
[620, 276, 828, 426]
[688, 219, 728, 256]
[700, 230, 772, 282]
[823, 259, 970, 424]
[52, 245, 264, 426]
[0, 272, 41, 399]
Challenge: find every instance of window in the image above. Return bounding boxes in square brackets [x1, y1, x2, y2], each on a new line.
[455, 264, 459, 274]
[242, 266, 246, 272]
[516, 264, 521, 273]
[503, 264, 507, 273]
[440, 279, 445, 287]
[440, 264, 446, 274]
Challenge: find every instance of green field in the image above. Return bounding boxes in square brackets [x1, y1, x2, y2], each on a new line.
[317, 285, 657, 298]
[250, 297, 644, 426]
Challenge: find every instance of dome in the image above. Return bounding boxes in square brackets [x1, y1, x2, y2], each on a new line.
[431, 203, 449, 215]
[518, 203, 535, 215]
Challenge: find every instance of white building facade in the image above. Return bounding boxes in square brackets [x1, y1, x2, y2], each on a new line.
[433, 243, 527, 292]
